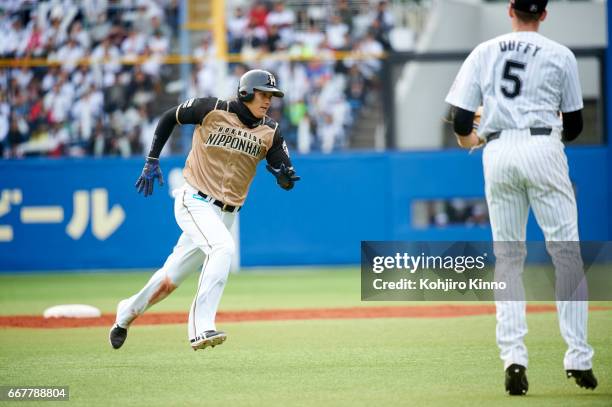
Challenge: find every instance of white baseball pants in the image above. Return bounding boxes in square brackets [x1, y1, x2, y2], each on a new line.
[483, 129, 593, 370]
[115, 182, 236, 343]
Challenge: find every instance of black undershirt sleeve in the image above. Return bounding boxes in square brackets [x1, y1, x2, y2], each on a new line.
[266, 127, 293, 169]
[147, 97, 217, 158]
[561, 110, 583, 142]
[452, 107, 476, 136]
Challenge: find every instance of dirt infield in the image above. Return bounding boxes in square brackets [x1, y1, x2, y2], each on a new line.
[1, 304, 609, 329]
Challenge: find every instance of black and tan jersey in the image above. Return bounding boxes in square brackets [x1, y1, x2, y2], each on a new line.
[149, 97, 293, 207]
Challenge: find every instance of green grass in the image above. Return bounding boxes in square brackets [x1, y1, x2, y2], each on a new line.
[1, 313, 611, 406]
[0, 268, 611, 406]
[0, 267, 367, 315]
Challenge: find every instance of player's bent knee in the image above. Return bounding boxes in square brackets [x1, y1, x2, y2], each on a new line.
[212, 238, 236, 258]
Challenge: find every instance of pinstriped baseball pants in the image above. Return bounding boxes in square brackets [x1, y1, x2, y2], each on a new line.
[116, 182, 236, 343]
[483, 129, 593, 370]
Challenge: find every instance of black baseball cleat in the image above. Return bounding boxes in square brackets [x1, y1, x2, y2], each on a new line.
[505, 364, 529, 396]
[191, 330, 227, 351]
[109, 324, 128, 349]
[566, 369, 598, 390]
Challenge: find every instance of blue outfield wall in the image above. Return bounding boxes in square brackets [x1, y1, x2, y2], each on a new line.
[0, 147, 609, 271]
[607, 0, 612, 239]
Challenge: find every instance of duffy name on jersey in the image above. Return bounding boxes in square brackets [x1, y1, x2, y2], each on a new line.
[499, 40, 542, 57]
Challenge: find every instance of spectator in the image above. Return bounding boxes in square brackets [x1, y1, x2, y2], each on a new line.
[327, 14, 349, 50]
[41, 66, 59, 92]
[91, 118, 109, 156]
[70, 20, 92, 50]
[337, 0, 354, 34]
[227, 7, 248, 53]
[249, 2, 269, 30]
[107, 132, 131, 157]
[91, 36, 122, 87]
[23, 20, 46, 57]
[150, 14, 172, 40]
[91, 36, 121, 62]
[103, 73, 127, 112]
[266, 24, 282, 53]
[165, 0, 180, 37]
[125, 67, 155, 106]
[345, 65, 366, 111]
[195, 62, 218, 98]
[193, 34, 216, 61]
[43, 82, 72, 124]
[71, 62, 95, 95]
[121, 28, 146, 59]
[140, 46, 163, 79]
[132, 0, 164, 37]
[296, 111, 313, 154]
[295, 20, 325, 53]
[45, 11, 70, 50]
[265, 2, 295, 45]
[48, 121, 70, 156]
[71, 84, 104, 141]
[137, 104, 160, 156]
[241, 18, 268, 54]
[54, 37, 86, 72]
[148, 29, 169, 56]
[13, 67, 33, 90]
[370, 0, 394, 51]
[354, 29, 384, 80]
[3, 18, 27, 57]
[82, 0, 109, 25]
[318, 112, 344, 153]
[5, 113, 28, 157]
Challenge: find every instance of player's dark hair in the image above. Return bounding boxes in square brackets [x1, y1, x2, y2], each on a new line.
[514, 9, 544, 23]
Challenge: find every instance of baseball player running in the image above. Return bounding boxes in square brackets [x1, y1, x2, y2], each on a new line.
[109, 69, 300, 351]
[445, 0, 597, 395]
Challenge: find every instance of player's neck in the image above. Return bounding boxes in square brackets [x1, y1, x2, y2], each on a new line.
[511, 20, 540, 33]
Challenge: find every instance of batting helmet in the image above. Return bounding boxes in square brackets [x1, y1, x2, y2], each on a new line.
[237, 69, 284, 102]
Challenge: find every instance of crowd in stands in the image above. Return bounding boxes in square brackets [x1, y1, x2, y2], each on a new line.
[204, 0, 396, 153]
[0, 0, 399, 158]
[0, 0, 179, 158]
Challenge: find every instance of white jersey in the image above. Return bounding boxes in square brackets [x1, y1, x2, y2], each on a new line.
[445, 31, 583, 135]
[446, 29, 593, 373]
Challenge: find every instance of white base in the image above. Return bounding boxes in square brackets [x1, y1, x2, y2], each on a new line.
[43, 304, 102, 319]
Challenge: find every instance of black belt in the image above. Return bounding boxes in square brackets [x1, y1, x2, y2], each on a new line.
[486, 127, 552, 142]
[197, 191, 241, 213]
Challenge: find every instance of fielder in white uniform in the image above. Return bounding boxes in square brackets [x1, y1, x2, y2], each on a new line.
[445, 0, 597, 395]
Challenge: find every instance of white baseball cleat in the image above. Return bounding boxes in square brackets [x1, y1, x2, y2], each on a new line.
[191, 330, 227, 351]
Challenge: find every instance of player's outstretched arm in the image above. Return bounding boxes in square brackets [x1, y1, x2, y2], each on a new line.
[265, 127, 300, 190]
[134, 106, 176, 197]
[135, 98, 217, 197]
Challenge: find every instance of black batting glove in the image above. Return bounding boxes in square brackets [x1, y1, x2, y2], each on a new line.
[135, 157, 164, 197]
[266, 163, 300, 190]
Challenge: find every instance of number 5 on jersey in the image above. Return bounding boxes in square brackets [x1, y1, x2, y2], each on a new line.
[502, 60, 526, 99]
